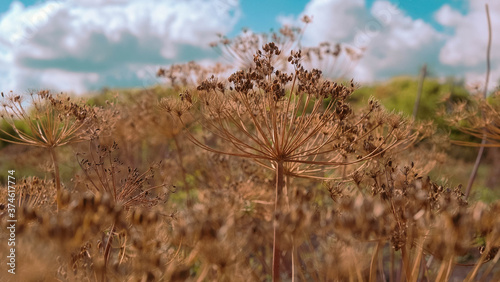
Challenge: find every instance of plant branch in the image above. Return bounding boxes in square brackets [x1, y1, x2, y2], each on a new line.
[465, 4, 492, 198]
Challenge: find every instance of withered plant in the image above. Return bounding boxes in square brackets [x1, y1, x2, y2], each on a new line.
[17, 176, 58, 212]
[75, 140, 167, 275]
[0, 90, 106, 211]
[447, 91, 500, 196]
[448, 92, 500, 148]
[157, 61, 233, 89]
[211, 19, 306, 71]
[211, 15, 364, 80]
[448, 3, 495, 198]
[329, 155, 468, 281]
[301, 42, 364, 80]
[114, 91, 193, 197]
[162, 43, 416, 280]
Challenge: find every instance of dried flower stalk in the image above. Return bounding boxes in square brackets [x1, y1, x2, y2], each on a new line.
[163, 43, 415, 281]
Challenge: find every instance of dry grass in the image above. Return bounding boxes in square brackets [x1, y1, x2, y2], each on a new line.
[0, 42, 499, 282]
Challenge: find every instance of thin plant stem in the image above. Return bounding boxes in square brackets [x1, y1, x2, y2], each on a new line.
[103, 221, 116, 282]
[413, 64, 427, 120]
[465, 4, 492, 198]
[285, 174, 296, 282]
[396, 252, 403, 282]
[49, 146, 62, 212]
[291, 242, 295, 282]
[272, 160, 284, 282]
[444, 256, 455, 281]
[410, 230, 428, 282]
[466, 245, 491, 281]
[173, 134, 191, 206]
[479, 246, 500, 282]
[378, 244, 386, 282]
[435, 256, 448, 282]
[390, 247, 394, 282]
[402, 246, 411, 281]
[466, 139, 487, 198]
[369, 241, 382, 282]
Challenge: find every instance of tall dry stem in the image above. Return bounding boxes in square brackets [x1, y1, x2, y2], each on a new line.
[465, 3, 492, 198]
[163, 43, 415, 280]
[0, 90, 102, 211]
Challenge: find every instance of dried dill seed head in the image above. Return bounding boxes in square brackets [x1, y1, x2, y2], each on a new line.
[157, 61, 231, 88]
[391, 226, 407, 251]
[76, 141, 168, 209]
[6, 25, 500, 282]
[301, 15, 311, 23]
[325, 182, 344, 202]
[159, 96, 191, 117]
[447, 91, 500, 148]
[176, 43, 411, 185]
[17, 176, 56, 209]
[211, 25, 305, 70]
[0, 90, 117, 212]
[0, 90, 102, 148]
[130, 209, 160, 226]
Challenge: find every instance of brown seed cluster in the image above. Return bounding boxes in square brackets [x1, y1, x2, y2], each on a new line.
[447, 90, 500, 147]
[0, 42, 499, 282]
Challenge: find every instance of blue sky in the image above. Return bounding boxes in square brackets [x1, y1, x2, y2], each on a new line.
[0, 0, 498, 94]
[234, 0, 469, 34]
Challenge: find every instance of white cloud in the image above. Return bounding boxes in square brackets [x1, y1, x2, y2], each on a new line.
[0, 0, 240, 94]
[2, 0, 499, 94]
[436, 0, 500, 90]
[300, 0, 368, 46]
[282, 0, 499, 91]
[438, 1, 500, 66]
[276, 14, 296, 27]
[462, 66, 500, 91]
[39, 69, 100, 94]
[435, 4, 464, 27]
[0, 1, 62, 49]
[287, 0, 442, 82]
[353, 1, 442, 81]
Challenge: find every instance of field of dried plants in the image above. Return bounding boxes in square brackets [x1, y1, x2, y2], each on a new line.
[1, 22, 500, 282]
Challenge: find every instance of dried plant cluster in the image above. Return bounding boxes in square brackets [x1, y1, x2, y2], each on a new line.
[158, 16, 363, 91]
[0, 42, 499, 282]
[211, 18, 307, 71]
[157, 62, 233, 90]
[0, 91, 114, 211]
[211, 16, 364, 78]
[447, 91, 500, 147]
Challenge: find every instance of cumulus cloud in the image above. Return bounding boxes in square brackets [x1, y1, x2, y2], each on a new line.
[2, 0, 499, 94]
[437, 1, 500, 66]
[353, 1, 443, 81]
[435, 4, 464, 27]
[286, 0, 442, 82]
[299, 0, 368, 46]
[436, 0, 500, 89]
[0, 0, 240, 94]
[281, 0, 499, 90]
